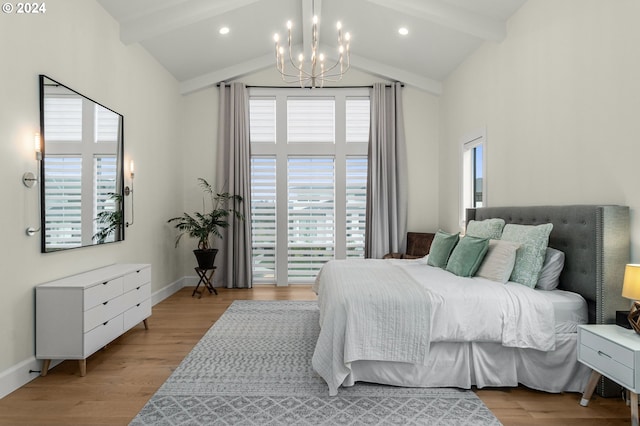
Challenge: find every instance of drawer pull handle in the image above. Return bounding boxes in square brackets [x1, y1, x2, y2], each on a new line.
[103, 321, 109, 326]
[597, 350, 612, 359]
[136, 286, 141, 290]
[102, 281, 108, 285]
[103, 301, 108, 306]
[136, 303, 141, 307]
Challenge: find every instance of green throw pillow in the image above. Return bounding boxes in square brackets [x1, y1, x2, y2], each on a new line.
[446, 235, 490, 277]
[466, 218, 506, 239]
[501, 223, 553, 288]
[427, 230, 459, 268]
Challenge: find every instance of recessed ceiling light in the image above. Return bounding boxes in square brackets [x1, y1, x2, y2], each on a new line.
[398, 27, 409, 36]
[219, 27, 230, 35]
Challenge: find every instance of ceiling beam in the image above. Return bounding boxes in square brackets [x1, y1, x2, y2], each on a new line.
[179, 53, 274, 95]
[347, 51, 442, 95]
[367, 0, 506, 42]
[315, 43, 442, 94]
[179, 42, 443, 95]
[120, 0, 261, 45]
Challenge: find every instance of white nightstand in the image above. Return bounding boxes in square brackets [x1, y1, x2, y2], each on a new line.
[578, 324, 640, 426]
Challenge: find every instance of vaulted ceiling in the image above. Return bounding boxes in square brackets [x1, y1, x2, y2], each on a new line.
[97, 0, 527, 95]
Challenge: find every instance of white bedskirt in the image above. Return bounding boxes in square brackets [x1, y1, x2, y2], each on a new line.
[345, 332, 590, 393]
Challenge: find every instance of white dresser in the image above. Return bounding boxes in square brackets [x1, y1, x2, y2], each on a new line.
[36, 263, 151, 376]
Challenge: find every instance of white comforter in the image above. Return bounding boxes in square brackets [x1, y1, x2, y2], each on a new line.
[311, 259, 557, 395]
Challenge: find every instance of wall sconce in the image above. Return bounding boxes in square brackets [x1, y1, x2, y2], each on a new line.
[23, 132, 42, 236]
[124, 159, 134, 227]
[22, 132, 42, 188]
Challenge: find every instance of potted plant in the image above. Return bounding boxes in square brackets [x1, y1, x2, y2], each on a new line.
[168, 178, 243, 270]
[93, 192, 124, 244]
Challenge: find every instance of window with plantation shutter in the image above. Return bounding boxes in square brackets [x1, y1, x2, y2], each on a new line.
[346, 156, 367, 257]
[287, 157, 335, 281]
[249, 87, 369, 285]
[251, 156, 277, 283]
[249, 98, 276, 143]
[287, 99, 335, 143]
[346, 98, 370, 143]
[44, 96, 82, 142]
[95, 105, 120, 143]
[43, 93, 120, 248]
[44, 156, 83, 249]
[94, 155, 118, 242]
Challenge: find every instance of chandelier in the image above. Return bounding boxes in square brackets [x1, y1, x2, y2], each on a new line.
[273, 14, 351, 88]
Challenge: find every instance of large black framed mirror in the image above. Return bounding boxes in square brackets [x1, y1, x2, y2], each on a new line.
[39, 75, 125, 252]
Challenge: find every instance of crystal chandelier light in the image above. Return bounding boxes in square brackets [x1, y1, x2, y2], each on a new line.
[273, 14, 351, 88]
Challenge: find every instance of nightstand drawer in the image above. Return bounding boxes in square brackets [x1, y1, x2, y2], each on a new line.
[580, 344, 634, 389]
[581, 328, 635, 368]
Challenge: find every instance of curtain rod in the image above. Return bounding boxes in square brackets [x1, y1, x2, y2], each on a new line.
[216, 83, 404, 89]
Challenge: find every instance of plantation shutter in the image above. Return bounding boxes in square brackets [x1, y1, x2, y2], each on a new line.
[250, 156, 277, 283]
[249, 98, 276, 143]
[287, 99, 335, 143]
[346, 98, 370, 143]
[346, 156, 367, 257]
[95, 105, 119, 143]
[94, 155, 118, 242]
[44, 156, 82, 249]
[44, 97, 82, 142]
[287, 157, 335, 282]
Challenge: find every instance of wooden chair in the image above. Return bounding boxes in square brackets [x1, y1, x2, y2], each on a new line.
[383, 232, 435, 259]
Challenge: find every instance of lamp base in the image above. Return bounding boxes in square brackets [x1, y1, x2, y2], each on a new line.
[628, 301, 640, 334]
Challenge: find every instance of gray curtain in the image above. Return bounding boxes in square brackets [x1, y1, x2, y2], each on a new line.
[216, 82, 253, 288]
[364, 82, 408, 259]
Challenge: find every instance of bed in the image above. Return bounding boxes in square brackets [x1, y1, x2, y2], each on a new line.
[312, 205, 630, 396]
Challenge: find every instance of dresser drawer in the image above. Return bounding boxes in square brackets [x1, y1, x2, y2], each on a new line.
[123, 267, 151, 293]
[84, 314, 123, 356]
[84, 277, 124, 310]
[84, 294, 126, 332]
[581, 328, 634, 368]
[123, 283, 150, 307]
[123, 298, 151, 331]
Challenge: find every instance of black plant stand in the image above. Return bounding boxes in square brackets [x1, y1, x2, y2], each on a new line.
[193, 266, 217, 298]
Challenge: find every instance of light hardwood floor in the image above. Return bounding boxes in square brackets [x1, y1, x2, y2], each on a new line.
[0, 286, 631, 425]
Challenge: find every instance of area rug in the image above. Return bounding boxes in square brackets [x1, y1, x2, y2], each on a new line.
[130, 300, 502, 425]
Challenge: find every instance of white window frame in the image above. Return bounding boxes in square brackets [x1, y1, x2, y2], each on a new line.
[460, 128, 487, 229]
[249, 87, 369, 285]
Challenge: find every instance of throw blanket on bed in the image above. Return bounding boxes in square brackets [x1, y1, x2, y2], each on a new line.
[312, 259, 435, 396]
[312, 259, 557, 396]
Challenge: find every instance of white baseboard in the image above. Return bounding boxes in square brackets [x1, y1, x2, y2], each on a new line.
[0, 276, 187, 400]
[152, 275, 186, 304]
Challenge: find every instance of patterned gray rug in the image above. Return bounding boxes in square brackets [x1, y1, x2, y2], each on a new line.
[130, 300, 502, 425]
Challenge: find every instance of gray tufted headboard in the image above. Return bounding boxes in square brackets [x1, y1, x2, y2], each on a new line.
[467, 205, 630, 324]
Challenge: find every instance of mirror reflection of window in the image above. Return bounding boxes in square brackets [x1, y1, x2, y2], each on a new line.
[40, 75, 124, 252]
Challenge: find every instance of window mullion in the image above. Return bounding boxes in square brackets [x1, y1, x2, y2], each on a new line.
[275, 93, 289, 287]
[334, 94, 347, 260]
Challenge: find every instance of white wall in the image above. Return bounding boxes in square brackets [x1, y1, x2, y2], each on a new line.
[177, 67, 440, 276]
[0, 0, 184, 391]
[439, 0, 640, 259]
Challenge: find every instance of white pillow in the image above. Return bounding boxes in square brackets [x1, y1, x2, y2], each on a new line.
[476, 239, 520, 283]
[536, 248, 565, 290]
